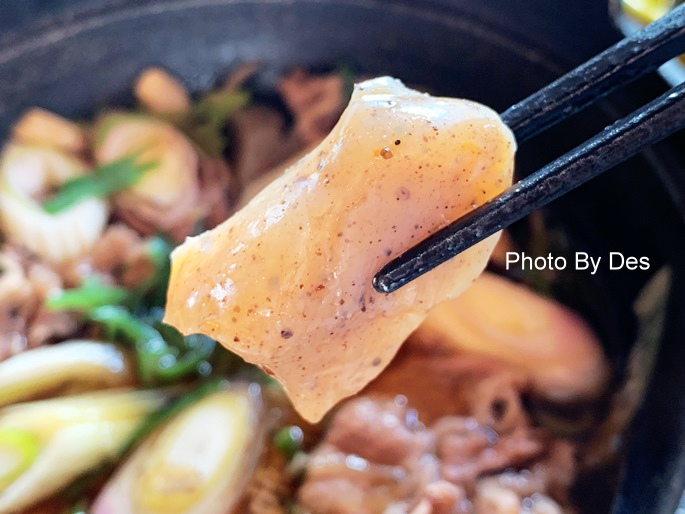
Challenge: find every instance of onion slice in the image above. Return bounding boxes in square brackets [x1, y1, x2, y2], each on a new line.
[0, 340, 136, 407]
[0, 388, 173, 512]
[0, 144, 109, 263]
[92, 385, 263, 514]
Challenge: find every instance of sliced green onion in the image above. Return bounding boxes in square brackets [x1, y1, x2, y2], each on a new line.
[43, 154, 156, 214]
[0, 340, 134, 407]
[92, 386, 261, 514]
[273, 425, 304, 460]
[87, 306, 166, 384]
[0, 144, 109, 263]
[46, 276, 129, 311]
[0, 389, 173, 513]
[87, 306, 216, 385]
[149, 321, 216, 382]
[57, 380, 223, 510]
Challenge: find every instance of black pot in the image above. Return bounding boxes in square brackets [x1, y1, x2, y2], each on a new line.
[0, 1, 684, 512]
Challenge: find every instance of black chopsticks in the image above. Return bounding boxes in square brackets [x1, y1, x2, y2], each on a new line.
[373, 4, 685, 294]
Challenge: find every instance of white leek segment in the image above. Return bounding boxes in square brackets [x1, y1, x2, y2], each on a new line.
[0, 340, 136, 408]
[0, 389, 172, 513]
[92, 385, 263, 514]
[0, 144, 109, 263]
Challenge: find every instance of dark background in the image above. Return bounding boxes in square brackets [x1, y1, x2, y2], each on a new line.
[1, 0, 80, 30]
[0, 0, 630, 64]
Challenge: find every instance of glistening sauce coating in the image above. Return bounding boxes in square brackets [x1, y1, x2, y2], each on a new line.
[164, 77, 516, 422]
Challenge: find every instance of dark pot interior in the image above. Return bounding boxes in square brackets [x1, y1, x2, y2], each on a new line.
[1, 1, 684, 512]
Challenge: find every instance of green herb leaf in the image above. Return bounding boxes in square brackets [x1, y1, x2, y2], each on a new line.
[273, 425, 304, 460]
[43, 154, 156, 214]
[338, 64, 356, 105]
[87, 306, 216, 385]
[87, 306, 166, 384]
[185, 89, 250, 156]
[150, 321, 216, 382]
[46, 276, 129, 311]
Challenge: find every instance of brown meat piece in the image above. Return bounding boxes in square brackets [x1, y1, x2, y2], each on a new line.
[297, 395, 578, 514]
[229, 105, 304, 187]
[197, 154, 240, 231]
[365, 334, 531, 426]
[277, 68, 346, 143]
[435, 418, 546, 494]
[239, 444, 292, 514]
[326, 397, 429, 465]
[298, 397, 430, 513]
[0, 246, 77, 359]
[0, 248, 36, 358]
[473, 476, 566, 514]
[121, 152, 238, 241]
[86, 224, 143, 278]
[26, 308, 76, 348]
[59, 224, 153, 289]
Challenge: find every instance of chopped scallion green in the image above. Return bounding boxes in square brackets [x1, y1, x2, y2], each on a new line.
[87, 306, 216, 385]
[46, 276, 129, 311]
[43, 154, 155, 214]
[273, 425, 304, 460]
